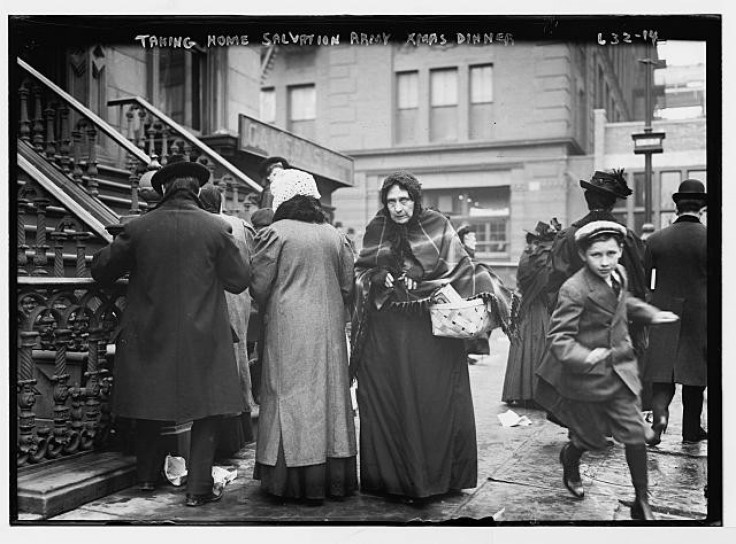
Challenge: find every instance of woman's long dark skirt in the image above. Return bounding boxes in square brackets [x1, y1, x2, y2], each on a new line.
[356, 306, 478, 499]
[254, 439, 357, 500]
[501, 298, 549, 404]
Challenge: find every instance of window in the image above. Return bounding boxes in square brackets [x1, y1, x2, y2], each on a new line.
[577, 89, 587, 149]
[395, 72, 419, 144]
[469, 64, 493, 140]
[430, 68, 458, 142]
[288, 84, 316, 140]
[423, 186, 510, 257]
[687, 169, 707, 186]
[660, 171, 682, 211]
[158, 49, 204, 131]
[633, 172, 646, 208]
[260, 88, 275, 124]
[660, 170, 682, 229]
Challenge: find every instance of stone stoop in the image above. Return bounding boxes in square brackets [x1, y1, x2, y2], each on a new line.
[16, 451, 136, 520]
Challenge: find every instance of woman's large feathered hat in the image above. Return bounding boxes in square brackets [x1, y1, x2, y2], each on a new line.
[579, 169, 633, 199]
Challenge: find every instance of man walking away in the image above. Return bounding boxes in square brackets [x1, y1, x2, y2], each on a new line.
[92, 155, 251, 506]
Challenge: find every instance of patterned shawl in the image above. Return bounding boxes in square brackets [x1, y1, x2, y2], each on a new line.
[349, 208, 519, 378]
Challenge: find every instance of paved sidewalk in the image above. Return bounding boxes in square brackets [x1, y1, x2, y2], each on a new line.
[42, 331, 710, 524]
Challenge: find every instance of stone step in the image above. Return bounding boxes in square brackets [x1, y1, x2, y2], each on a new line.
[17, 451, 136, 520]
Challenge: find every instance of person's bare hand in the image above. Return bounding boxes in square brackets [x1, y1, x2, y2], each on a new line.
[651, 311, 679, 324]
[585, 347, 611, 365]
[404, 277, 418, 290]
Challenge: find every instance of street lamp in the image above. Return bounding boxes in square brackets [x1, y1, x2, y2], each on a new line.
[632, 57, 666, 227]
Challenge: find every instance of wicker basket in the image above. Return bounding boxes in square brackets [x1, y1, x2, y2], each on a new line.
[429, 297, 492, 339]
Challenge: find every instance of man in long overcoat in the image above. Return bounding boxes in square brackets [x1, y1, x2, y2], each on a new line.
[643, 179, 708, 444]
[92, 155, 251, 506]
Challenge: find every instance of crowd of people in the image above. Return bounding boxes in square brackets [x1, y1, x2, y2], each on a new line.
[91, 157, 707, 518]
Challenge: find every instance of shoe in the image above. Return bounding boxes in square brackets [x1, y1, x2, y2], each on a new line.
[682, 428, 708, 444]
[559, 444, 584, 499]
[646, 415, 668, 447]
[185, 485, 224, 507]
[138, 481, 156, 492]
[630, 496, 656, 520]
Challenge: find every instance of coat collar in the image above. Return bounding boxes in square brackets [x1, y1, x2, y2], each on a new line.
[582, 264, 627, 313]
[152, 188, 204, 211]
[674, 214, 702, 224]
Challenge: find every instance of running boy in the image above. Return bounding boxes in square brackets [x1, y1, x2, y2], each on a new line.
[539, 220, 678, 520]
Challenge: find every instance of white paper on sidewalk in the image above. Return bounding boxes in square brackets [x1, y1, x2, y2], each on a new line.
[163, 454, 188, 486]
[212, 465, 238, 487]
[497, 409, 532, 427]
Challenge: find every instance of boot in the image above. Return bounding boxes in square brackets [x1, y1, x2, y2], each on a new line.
[625, 444, 656, 521]
[646, 384, 673, 447]
[559, 442, 585, 499]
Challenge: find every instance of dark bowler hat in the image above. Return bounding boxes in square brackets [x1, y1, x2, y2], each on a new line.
[580, 169, 633, 199]
[258, 156, 290, 180]
[673, 179, 707, 203]
[150, 154, 210, 195]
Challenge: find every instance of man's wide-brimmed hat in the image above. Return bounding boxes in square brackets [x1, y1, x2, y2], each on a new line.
[150, 154, 210, 195]
[672, 179, 707, 203]
[574, 220, 626, 245]
[580, 169, 633, 199]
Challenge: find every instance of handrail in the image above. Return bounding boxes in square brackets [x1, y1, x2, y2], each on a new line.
[17, 58, 151, 166]
[108, 95, 262, 193]
[19, 149, 114, 242]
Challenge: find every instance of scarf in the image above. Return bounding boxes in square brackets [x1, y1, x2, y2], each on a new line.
[349, 208, 519, 378]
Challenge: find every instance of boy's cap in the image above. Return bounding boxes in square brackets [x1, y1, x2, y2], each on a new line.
[574, 220, 626, 244]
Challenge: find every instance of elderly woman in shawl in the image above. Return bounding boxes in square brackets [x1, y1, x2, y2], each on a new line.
[250, 169, 357, 505]
[351, 171, 517, 501]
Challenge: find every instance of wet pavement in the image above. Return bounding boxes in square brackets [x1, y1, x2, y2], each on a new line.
[38, 331, 710, 525]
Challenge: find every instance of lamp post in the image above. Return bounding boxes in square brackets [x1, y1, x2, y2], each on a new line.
[632, 57, 666, 228]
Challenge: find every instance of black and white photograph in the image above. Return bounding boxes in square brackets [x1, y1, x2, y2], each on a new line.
[3, 4, 726, 533]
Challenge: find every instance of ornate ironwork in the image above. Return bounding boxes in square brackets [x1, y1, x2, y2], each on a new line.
[17, 279, 127, 465]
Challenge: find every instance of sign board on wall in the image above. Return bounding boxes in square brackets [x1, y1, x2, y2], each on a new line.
[238, 114, 354, 186]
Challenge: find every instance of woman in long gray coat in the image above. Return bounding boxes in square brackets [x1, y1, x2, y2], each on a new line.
[250, 169, 357, 504]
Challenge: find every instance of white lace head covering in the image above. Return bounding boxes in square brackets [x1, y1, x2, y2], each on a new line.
[270, 168, 321, 212]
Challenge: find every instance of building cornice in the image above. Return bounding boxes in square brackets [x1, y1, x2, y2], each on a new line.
[341, 137, 584, 158]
